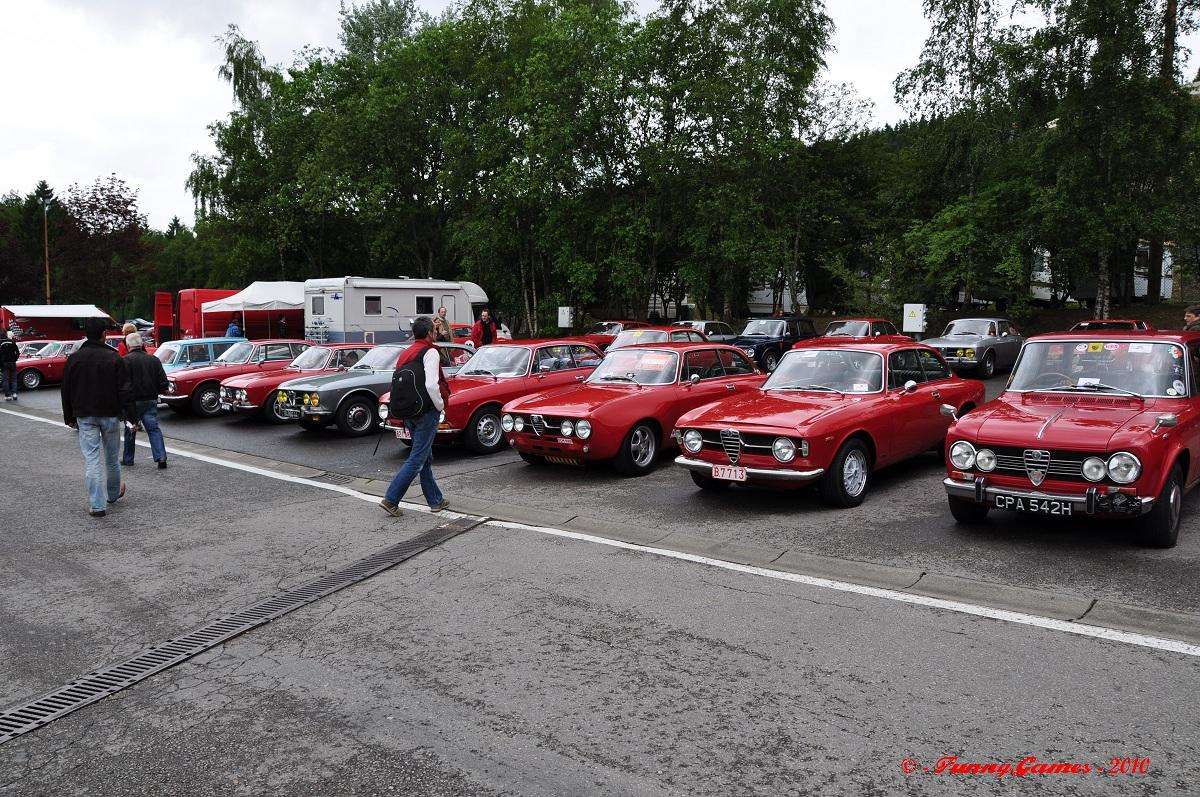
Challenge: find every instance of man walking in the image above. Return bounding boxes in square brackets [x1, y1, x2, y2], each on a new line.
[380, 316, 450, 517]
[62, 318, 134, 517]
[470, 308, 498, 348]
[0, 330, 18, 401]
[121, 333, 169, 469]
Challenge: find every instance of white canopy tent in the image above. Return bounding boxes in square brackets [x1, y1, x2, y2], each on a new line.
[2, 304, 112, 319]
[200, 282, 305, 337]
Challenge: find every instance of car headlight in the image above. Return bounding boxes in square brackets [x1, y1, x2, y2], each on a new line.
[309, 393, 320, 406]
[975, 448, 996, 472]
[682, 429, 703, 453]
[949, 440, 976, 469]
[238, 390, 247, 401]
[773, 437, 796, 463]
[964, 348, 975, 359]
[167, 381, 176, 394]
[513, 416, 525, 432]
[575, 420, 592, 439]
[378, 403, 389, 421]
[1107, 452, 1141, 484]
[501, 414, 514, 432]
[277, 390, 288, 403]
[302, 393, 311, 405]
[560, 420, 574, 437]
[1082, 456, 1106, 482]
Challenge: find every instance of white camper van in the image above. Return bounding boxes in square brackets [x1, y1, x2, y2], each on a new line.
[304, 277, 488, 343]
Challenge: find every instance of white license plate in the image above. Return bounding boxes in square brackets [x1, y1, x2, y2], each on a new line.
[219, 402, 232, 411]
[394, 426, 411, 440]
[280, 408, 300, 419]
[712, 464, 747, 482]
[994, 494, 1073, 516]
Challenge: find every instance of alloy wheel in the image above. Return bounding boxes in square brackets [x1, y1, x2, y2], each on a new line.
[630, 426, 656, 468]
[346, 403, 372, 432]
[477, 413, 502, 448]
[843, 449, 868, 497]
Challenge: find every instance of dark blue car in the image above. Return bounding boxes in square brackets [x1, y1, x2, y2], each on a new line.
[729, 316, 817, 372]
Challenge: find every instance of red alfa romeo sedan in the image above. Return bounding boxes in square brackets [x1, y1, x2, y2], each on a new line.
[673, 341, 984, 506]
[161, 339, 310, 417]
[378, 339, 604, 453]
[501, 342, 766, 476]
[943, 330, 1200, 547]
[220, 343, 372, 422]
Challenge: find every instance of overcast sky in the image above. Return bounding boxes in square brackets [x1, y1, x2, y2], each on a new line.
[2, 1, 1196, 229]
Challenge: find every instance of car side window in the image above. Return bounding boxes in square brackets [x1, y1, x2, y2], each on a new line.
[786, 320, 800, 338]
[185, 344, 209, 364]
[918, 349, 952, 381]
[212, 342, 234, 358]
[888, 349, 926, 388]
[290, 343, 309, 357]
[670, 331, 689, 342]
[881, 322, 898, 335]
[536, 345, 573, 372]
[264, 344, 293, 360]
[683, 349, 723, 381]
[570, 345, 601, 368]
[716, 323, 733, 336]
[997, 321, 1009, 336]
[718, 350, 755, 375]
[798, 320, 815, 337]
[336, 349, 361, 368]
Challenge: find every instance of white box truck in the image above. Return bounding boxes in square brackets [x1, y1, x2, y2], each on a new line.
[303, 277, 489, 343]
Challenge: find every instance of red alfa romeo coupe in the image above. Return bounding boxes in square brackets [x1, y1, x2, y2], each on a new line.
[220, 343, 372, 422]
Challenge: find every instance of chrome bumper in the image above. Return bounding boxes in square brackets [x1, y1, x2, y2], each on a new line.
[674, 455, 824, 481]
[943, 477, 1153, 515]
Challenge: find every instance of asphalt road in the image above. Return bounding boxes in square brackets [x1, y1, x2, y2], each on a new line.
[2, 410, 1198, 795]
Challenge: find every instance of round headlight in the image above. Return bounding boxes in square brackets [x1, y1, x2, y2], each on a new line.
[378, 403, 389, 421]
[575, 420, 592, 439]
[302, 393, 311, 405]
[238, 390, 247, 400]
[773, 437, 796, 463]
[949, 440, 976, 470]
[278, 390, 287, 403]
[682, 429, 703, 453]
[1082, 456, 1106, 482]
[975, 448, 996, 472]
[561, 420, 574, 437]
[1107, 452, 1142, 484]
[310, 394, 320, 405]
[501, 414, 514, 432]
[514, 416, 525, 432]
[168, 381, 176, 394]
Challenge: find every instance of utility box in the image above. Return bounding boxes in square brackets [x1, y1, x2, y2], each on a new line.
[902, 303, 927, 335]
[557, 306, 574, 328]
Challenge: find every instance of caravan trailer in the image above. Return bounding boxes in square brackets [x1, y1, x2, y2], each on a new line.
[304, 277, 488, 343]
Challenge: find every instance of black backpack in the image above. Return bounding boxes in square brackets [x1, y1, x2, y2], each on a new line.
[389, 349, 432, 420]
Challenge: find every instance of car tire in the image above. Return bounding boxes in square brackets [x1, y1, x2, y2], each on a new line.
[818, 438, 872, 508]
[1136, 465, 1183, 548]
[336, 397, 377, 437]
[690, 470, 730, 491]
[18, 369, 42, 390]
[762, 349, 780, 372]
[299, 416, 326, 432]
[465, 406, 505, 454]
[613, 422, 659, 477]
[519, 452, 545, 465]
[978, 352, 995, 379]
[948, 496, 990, 524]
[190, 382, 222, 418]
[263, 398, 292, 424]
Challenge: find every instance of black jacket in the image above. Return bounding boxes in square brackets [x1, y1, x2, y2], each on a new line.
[124, 348, 169, 402]
[61, 340, 135, 425]
[0, 338, 17, 366]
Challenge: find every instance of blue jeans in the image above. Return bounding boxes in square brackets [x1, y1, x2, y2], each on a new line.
[123, 400, 166, 464]
[384, 410, 444, 507]
[77, 417, 122, 512]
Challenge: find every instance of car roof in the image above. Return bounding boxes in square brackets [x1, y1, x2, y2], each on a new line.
[791, 340, 941, 354]
[945, 317, 1009, 323]
[485, 337, 600, 347]
[1030, 330, 1198, 343]
[317, 342, 377, 349]
[826, 317, 892, 324]
[1069, 318, 1146, 326]
[615, 325, 691, 333]
[247, 338, 308, 345]
[164, 336, 245, 344]
[619, 341, 748, 352]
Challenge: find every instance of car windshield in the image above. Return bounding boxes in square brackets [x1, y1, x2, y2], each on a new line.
[34, 342, 61, 358]
[154, 344, 179, 364]
[216, 342, 254, 364]
[741, 320, 785, 337]
[353, 346, 405, 370]
[590, 322, 621, 335]
[943, 320, 992, 336]
[609, 330, 668, 349]
[459, 345, 531, 377]
[824, 320, 871, 337]
[1010, 340, 1186, 398]
[587, 349, 678, 385]
[764, 349, 883, 393]
[290, 347, 329, 370]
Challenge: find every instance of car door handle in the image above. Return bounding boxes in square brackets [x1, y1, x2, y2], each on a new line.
[931, 390, 941, 399]
[725, 383, 735, 391]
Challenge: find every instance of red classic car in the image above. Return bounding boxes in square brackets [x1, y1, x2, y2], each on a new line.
[607, 325, 708, 350]
[161, 339, 310, 417]
[14, 339, 82, 390]
[219, 343, 372, 422]
[673, 342, 984, 506]
[501, 342, 766, 475]
[16, 339, 55, 359]
[943, 331, 1200, 547]
[378, 339, 604, 453]
[577, 320, 653, 350]
[1068, 319, 1155, 332]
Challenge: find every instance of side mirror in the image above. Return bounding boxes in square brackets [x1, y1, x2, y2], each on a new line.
[904, 380, 918, 393]
[940, 403, 958, 420]
[689, 373, 701, 386]
[1154, 413, 1179, 433]
[539, 363, 552, 373]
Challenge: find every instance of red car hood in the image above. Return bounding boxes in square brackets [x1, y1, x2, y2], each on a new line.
[958, 393, 1167, 451]
[445, 375, 528, 404]
[678, 389, 849, 431]
[222, 368, 316, 390]
[508, 382, 661, 414]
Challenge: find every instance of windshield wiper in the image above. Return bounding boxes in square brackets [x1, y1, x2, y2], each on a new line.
[1057, 383, 1145, 400]
[600, 374, 637, 383]
[773, 383, 845, 395]
[464, 368, 495, 376]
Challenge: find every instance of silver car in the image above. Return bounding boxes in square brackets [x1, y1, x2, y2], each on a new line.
[276, 342, 471, 436]
[672, 320, 738, 343]
[921, 317, 1024, 378]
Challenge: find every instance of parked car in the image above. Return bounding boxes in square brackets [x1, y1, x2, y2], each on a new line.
[920, 317, 1024, 378]
[942, 331, 1198, 547]
[378, 339, 604, 453]
[674, 342, 984, 506]
[607, 326, 708, 350]
[154, 337, 245, 374]
[729, 316, 818, 372]
[277, 342, 472, 436]
[161, 340, 311, 417]
[672, 320, 738, 343]
[1069, 319, 1154, 332]
[219, 343, 373, 422]
[577, 320, 653, 350]
[502, 342, 766, 476]
[16, 339, 54, 359]
[14, 339, 82, 390]
[818, 318, 908, 340]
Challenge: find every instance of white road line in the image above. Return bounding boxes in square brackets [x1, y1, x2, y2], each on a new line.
[5, 405, 1199, 658]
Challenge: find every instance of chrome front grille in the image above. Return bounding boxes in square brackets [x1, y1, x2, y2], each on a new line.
[530, 414, 546, 436]
[720, 429, 742, 464]
[993, 448, 1086, 481]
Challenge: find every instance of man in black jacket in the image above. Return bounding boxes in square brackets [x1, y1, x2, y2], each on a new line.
[0, 330, 18, 400]
[121, 333, 169, 469]
[62, 318, 135, 517]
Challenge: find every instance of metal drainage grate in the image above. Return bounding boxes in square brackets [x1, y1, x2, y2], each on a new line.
[314, 472, 356, 485]
[0, 515, 484, 745]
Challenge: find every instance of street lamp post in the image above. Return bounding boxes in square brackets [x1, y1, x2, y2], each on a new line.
[38, 198, 51, 303]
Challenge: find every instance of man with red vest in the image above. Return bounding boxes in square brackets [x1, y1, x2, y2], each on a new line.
[469, 308, 498, 348]
[380, 316, 451, 517]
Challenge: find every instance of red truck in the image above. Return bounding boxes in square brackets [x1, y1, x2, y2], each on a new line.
[154, 289, 303, 343]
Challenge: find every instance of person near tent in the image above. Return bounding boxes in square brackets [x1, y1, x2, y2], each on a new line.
[277, 315, 288, 338]
[226, 319, 242, 337]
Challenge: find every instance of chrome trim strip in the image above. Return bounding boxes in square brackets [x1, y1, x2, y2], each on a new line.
[674, 455, 824, 481]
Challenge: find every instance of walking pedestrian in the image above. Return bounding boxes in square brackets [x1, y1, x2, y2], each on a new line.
[0, 330, 19, 401]
[469, 308, 498, 348]
[433, 306, 452, 342]
[62, 318, 135, 517]
[380, 316, 450, 517]
[116, 322, 137, 356]
[121, 333, 169, 469]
